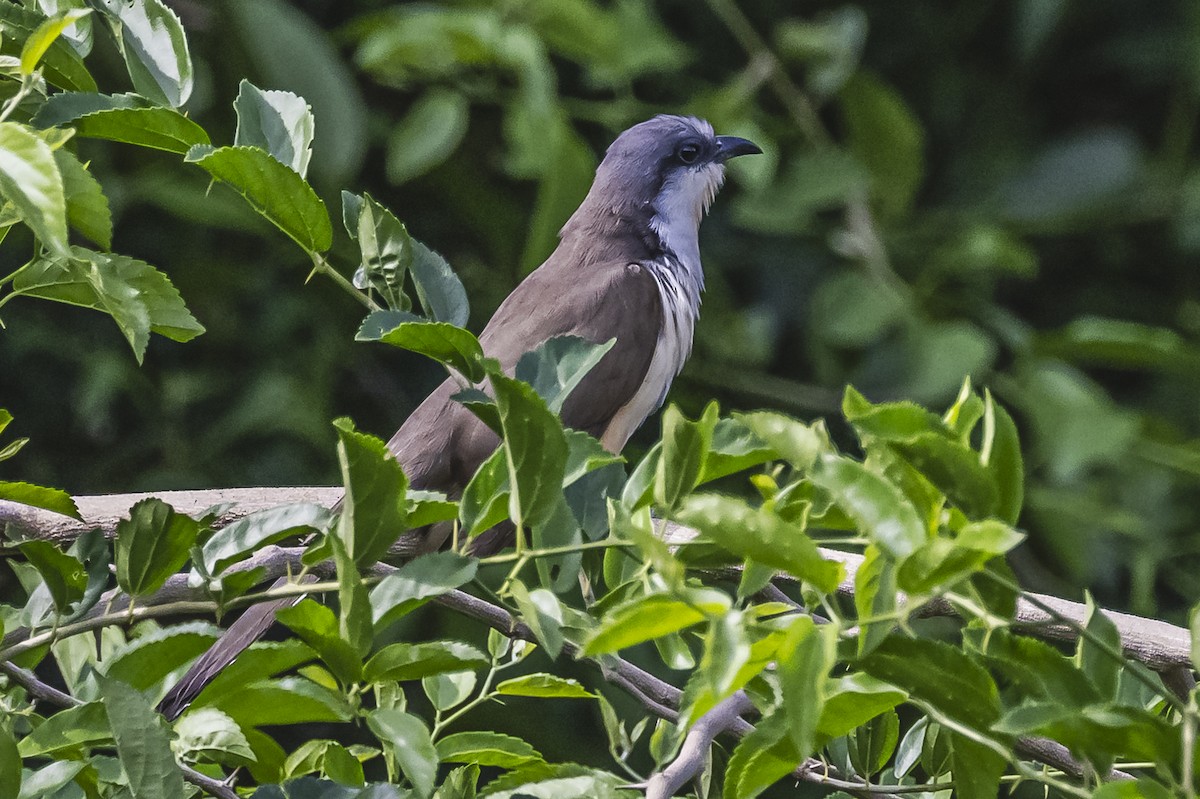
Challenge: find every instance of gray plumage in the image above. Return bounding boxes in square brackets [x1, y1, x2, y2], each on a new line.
[156, 115, 758, 719]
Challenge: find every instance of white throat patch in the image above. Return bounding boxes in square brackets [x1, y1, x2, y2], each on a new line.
[648, 160, 724, 294]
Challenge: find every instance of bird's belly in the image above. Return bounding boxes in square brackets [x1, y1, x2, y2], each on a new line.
[600, 269, 696, 453]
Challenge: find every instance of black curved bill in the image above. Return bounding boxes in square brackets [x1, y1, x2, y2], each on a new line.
[714, 135, 763, 161]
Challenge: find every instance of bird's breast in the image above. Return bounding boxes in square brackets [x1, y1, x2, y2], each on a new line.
[600, 257, 700, 452]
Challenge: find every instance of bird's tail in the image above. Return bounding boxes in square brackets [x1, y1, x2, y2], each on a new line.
[156, 574, 314, 720]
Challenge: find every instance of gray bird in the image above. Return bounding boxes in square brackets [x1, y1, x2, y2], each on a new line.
[157, 115, 759, 719]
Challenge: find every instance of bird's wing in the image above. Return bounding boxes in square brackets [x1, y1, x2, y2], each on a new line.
[478, 257, 664, 439]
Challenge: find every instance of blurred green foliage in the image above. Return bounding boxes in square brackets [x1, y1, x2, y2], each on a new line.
[4, 0, 1200, 622]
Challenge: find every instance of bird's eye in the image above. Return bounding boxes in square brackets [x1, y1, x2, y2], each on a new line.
[676, 143, 701, 165]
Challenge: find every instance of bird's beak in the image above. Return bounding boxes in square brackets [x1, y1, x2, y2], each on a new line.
[714, 135, 763, 161]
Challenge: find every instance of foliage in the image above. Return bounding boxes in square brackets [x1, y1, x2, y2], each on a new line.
[2, 1, 1200, 799]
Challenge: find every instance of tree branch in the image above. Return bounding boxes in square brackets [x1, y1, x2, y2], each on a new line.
[0, 661, 239, 799]
[1, 488, 1191, 794]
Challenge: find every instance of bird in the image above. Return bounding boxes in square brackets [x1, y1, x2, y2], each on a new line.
[157, 115, 760, 719]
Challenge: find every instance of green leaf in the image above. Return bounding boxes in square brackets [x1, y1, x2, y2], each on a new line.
[103, 621, 219, 691]
[11, 249, 205, 362]
[583, 590, 728, 655]
[854, 545, 896, 655]
[0, 2, 95, 90]
[407, 489, 458, 528]
[436, 764, 480, 799]
[994, 703, 1176, 781]
[234, 80, 314, 177]
[366, 709, 437, 799]
[680, 610, 755, 725]
[1078, 593, 1121, 700]
[17, 540, 85, 612]
[1191, 602, 1200, 682]
[891, 433, 999, 519]
[436, 731, 542, 769]
[423, 670, 476, 711]
[99, 0, 193, 107]
[115, 497, 201, 596]
[859, 637, 1000, 729]
[96, 674, 186, 799]
[333, 417, 408, 568]
[0, 725, 16, 799]
[840, 70, 924, 217]
[809, 454, 926, 560]
[206, 677, 352, 727]
[982, 390, 1024, 525]
[514, 336, 616, 414]
[777, 616, 837, 755]
[359, 314, 486, 382]
[276, 599, 364, 685]
[723, 711, 802, 799]
[507, 579, 565, 658]
[410, 239, 469, 327]
[172, 707, 254, 766]
[459, 447, 511, 539]
[736, 411, 823, 471]
[811, 271, 906, 347]
[386, 88, 470, 184]
[54, 147, 112, 249]
[18, 701, 110, 757]
[370, 551, 478, 629]
[817, 673, 908, 739]
[363, 641, 488, 683]
[11, 761, 87, 798]
[656, 402, 718, 511]
[673, 493, 842, 592]
[701, 417, 776, 483]
[496, 674, 593, 699]
[896, 521, 1022, 594]
[492, 372, 569, 533]
[184, 640, 316, 707]
[185, 144, 332, 253]
[343, 191, 412, 311]
[327, 527, 372, 659]
[970, 628, 1100, 707]
[849, 710, 900, 778]
[0, 479, 80, 518]
[0, 121, 69, 257]
[201, 502, 331, 575]
[32, 91, 150, 127]
[59, 106, 210, 154]
[20, 8, 91, 75]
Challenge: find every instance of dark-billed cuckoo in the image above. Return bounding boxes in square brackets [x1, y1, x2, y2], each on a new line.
[157, 115, 760, 719]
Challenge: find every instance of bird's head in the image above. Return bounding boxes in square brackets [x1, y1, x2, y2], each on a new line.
[565, 115, 761, 260]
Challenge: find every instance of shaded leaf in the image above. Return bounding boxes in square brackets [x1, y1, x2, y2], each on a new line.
[334, 417, 408, 568]
[201, 502, 331, 575]
[234, 80, 314, 177]
[370, 551, 478, 629]
[366, 709, 436, 799]
[359, 314, 486, 382]
[436, 731, 542, 769]
[673, 493, 842, 592]
[96, 673, 185, 799]
[363, 641, 488, 683]
[115, 497, 201, 596]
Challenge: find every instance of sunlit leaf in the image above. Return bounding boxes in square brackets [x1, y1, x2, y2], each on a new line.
[185, 144, 332, 253]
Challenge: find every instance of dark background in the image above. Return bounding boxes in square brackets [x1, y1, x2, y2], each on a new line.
[4, 0, 1200, 630]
